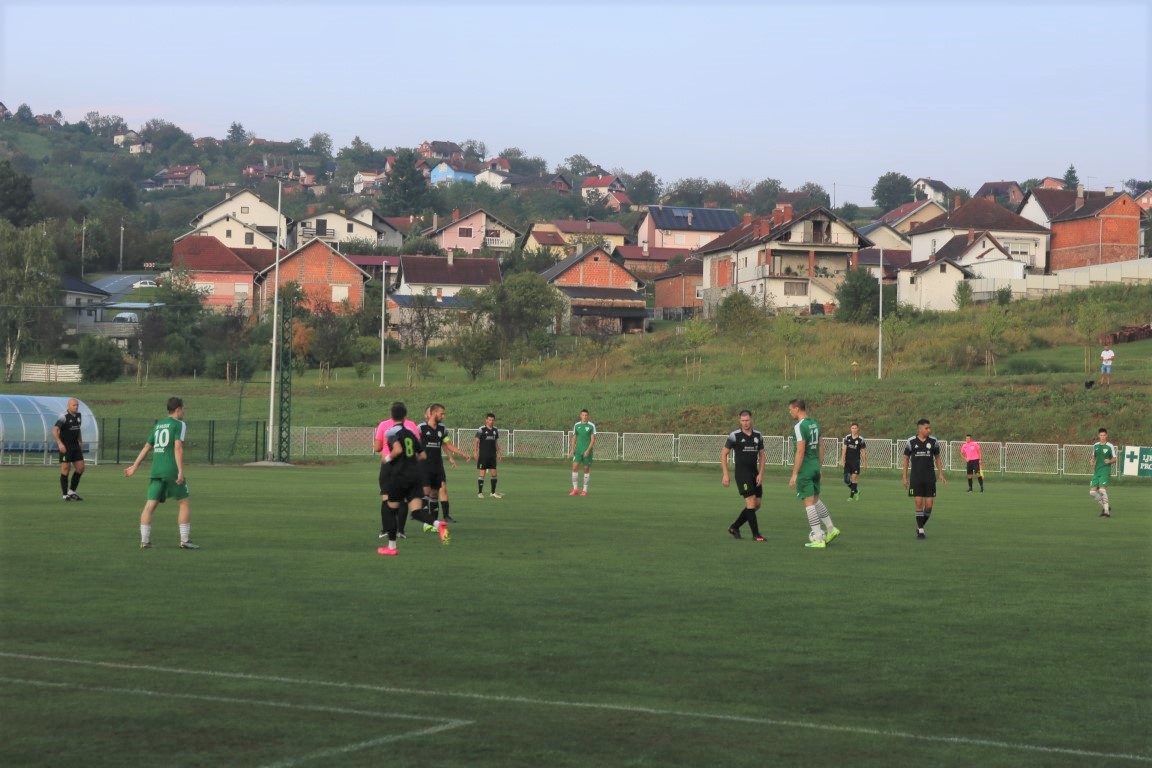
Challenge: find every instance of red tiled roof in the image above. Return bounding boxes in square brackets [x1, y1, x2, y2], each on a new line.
[399, 255, 501, 287]
[652, 259, 704, 280]
[615, 245, 694, 263]
[529, 231, 569, 247]
[382, 216, 418, 235]
[172, 236, 275, 272]
[879, 199, 940, 225]
[550, 219, 629, 235]
[580, 175, 620, 188]
[914, 197, 1049, 234]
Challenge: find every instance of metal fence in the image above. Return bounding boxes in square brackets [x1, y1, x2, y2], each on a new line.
[0, 419, 1127, 480]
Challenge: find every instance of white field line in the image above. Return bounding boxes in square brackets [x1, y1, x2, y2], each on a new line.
[1, 676, 472, 768]
[2, 651, 1149, 764]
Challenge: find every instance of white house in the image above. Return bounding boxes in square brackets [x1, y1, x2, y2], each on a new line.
[907, 197, 1049, 271]
[179, 216, 279, 250]
[898, 258, 976, 311]
[912, 178, 953, 205]
[291, 207, 402, 249]
[189, 189, 291, 248]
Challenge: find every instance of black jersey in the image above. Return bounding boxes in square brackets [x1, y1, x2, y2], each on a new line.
[903, 435, 940, 482]
[475, 425, 499, 458]
[842, 435, 866, 464]
[725, 428, 764, 467]
[419, 423, 449, 466]
[55, 411, 83, 449]
[386, 425, 423, 472]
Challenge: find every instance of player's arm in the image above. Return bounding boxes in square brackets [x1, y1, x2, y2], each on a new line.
[789, 438, 805, 487]
[52, 422, 67, 453]
[757, 448, 765, 480]
[934, 450, 946, 484]
[901, 452, 910, 487]
[720, 446, 730, 484]
[860, 446, 867, 470]
[587, 429, 596, 452]
[174, 436, 186, 484]
[839, 441, 846, 467]
[123, 442, 152, 477]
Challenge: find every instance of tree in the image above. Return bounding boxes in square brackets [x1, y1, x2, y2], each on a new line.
[792, 181, 830, 212]
[834, 267, 882, 323]
[470, 272, 565, 357]
[397, 288, 446, 356]
[747, 177, 783, 215]
[953, 280, 974, 309]
[872, 172, 914, 211]
[446, 323, 495, 380]
[1075, 301, 1106, 373]
[460, 139, 487, 164]
[560, 154, 596, 177]
[681, 316, 715, 381]
[980, 305, 1012, 376]
[0, 221, 59, 382]
[379, 148, 434, 215]
[308, 132, 333, 157]
[1021, 178, 1043, 193]
[714, 290, 769, 338]
[77, 336, 123, 383]
[836, 202, 861, 222]
[227, 122, 250, 144]
[619, 170, 662, 205]
[773, 315, 809, 379]
[14, 104, 34, 124]
[1123, 178, 1152, 195]
[308, 303, 354, 383]
[0, 160, 38, 227]
[1063, 164, 1080, 189]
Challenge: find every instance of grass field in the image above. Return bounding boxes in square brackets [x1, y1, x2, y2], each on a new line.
[2, 460, 1149, 767]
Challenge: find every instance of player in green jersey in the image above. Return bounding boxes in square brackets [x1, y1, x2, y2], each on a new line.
[1089, 428, 1116, 517]
[569, 409, 597, 496]
[124, 397, 198, 549]
[788, 399, 839, 548]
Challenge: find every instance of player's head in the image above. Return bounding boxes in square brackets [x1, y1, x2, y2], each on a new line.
[579, 409, 589, 422]
[1097, 428, 1108, 442]
[391, 401, 407, 421]
[738, 409, 752, 429]
[485, 412, 495, 427]
[430, 403, 445, 423]
[965, 433, 973, 442]
[67, 397, 79, 414]
[849, 422, 859, 435]
[917, 418, 931, 437]
[787, 399, 806, 418]
[166, 397, 184, 415]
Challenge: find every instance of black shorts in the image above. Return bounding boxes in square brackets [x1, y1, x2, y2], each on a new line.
[388, 466, 423, 504]
[966, 460, 981, 474]
[378, 462, 393, 495]
[424, 464, 446, 491]
[909, 479, 937, 498]
[59, 446, 84, 464]
[734, 464, 762, 499]
[843, 463, 860, 476]
[477, 454, 497, 471]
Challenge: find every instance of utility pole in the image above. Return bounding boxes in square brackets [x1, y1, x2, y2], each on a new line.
[118, 221, 124, 272]
[80, 217, 87, 279]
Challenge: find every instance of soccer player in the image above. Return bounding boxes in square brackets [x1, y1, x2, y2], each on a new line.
[123, 397, 197, 549]
[474, 413, 502, 498]
[569, 408, 597, 496]
[378, 402, 447, 557]
[788, 399, 839, 548]
[53, 397, 86, 501]
[374, 406, 420, 539]
[839, 422, 867, 501]
[721, 409, 767, 541]
[1089, 428, 1116, 517]
[960, 434, 984, 492]
[420, 403, 471, 524]
[1099, 344, 1115, 386]
[903, 418, 947, 539]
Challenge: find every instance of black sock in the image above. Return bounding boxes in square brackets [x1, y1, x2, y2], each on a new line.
[60, 474, 69, 495]
[411, 506, 433, 526]
[384, 504, 399, 540]
[746, 509, 762, 538]
[380, 501, 388, 531]
[491, 478, 498, 494]
[399, 508, 410, 534]
[429, 499, 440, 519]
[968, 478, 973, 489]
[730, 508, 748, 530]
[441, 501, 450, 519]
[916, 512, 927, 529]
[478, 478, 484, 494]
[70, 473, 81, 492]
[849, 482, 858, 493]
[978, 478, 984, 490]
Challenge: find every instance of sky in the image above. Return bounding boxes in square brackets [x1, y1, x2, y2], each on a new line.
[2, 0, 1149, 206]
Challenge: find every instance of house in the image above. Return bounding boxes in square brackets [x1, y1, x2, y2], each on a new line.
[975, 180, 1025, 207]
[189, 189, 291, 248]
[254, 239, 371, 313]
[179, 216, 279, 250]
[430, 160, 480, 186]
[1133, 188, 1152, 213]
[877, 199, 948, 234]
[418, 140, 463, 163]
[855, 248, 912, 282]
[912, 178, 953, 205]
[474, 168, 511, 190]
[425, 208, 521, 254]
[898, 258, 978, 311]
[635, 205, 741, 251]
[652, 258, 704, 318]
[921, 230, 1027, 281]
[699, 205, 872, 314]
[156, 165, 206, 188]
[540, 245, 647, 334]
[580, 175, 626, 202]
[34, 114, 60, 128]
[113, 130, 141, 147]
[171, 235, 276, 313]
[0, 102, 10, 120]
[604, 191, 632, 212]
[612, 244, 694, 278]
[128, 142, 153, 155]
[908, 196, 1050, 270]
[484, 157, 511, 172]
[291, 207, 402, 249]
[1038, 177, 1066, 190]
[1017, 186, 1140, 269]
[60, 275, 110, 330]
[382, 215, 422, 238]
[857, 221, 909, 250]
[507, 173, 572, 195]
[353, 169, 384, 194]
[389, 253, 501, 340]
[522, 218, 631, 253]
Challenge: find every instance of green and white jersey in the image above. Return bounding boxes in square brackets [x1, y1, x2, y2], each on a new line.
[573, 421, 596, 454]
[1093, 441, 1116, 473]
[148, 416, 187, 480]
[793, 417, 821, 469]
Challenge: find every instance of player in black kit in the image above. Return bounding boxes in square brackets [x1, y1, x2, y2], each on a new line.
[840, 422, 867, 501]
[721, 410, 767, 541]
[53, 397, 86, 500]
[902, 418, 947, 539]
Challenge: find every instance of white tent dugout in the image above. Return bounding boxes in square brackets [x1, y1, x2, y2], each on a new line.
[0, 395, 100, 465]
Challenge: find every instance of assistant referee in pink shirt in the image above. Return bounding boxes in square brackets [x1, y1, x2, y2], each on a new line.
[960, 434, 984, 492]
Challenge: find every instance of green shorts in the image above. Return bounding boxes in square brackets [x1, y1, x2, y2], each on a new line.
[572, 450, 594, 466]
[147, 477, 190, 503]
[1089, 471, 1110, 489]
[795, 470, 821, 499]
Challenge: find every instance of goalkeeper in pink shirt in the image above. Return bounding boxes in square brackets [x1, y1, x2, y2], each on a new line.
[960, 434, 984, 492]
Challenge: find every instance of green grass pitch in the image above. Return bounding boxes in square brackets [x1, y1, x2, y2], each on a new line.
[1, 460, 1149, 767]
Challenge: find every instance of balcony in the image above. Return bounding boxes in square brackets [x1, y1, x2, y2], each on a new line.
[485, 236, 515, 249]
[299, 226, 337, 241]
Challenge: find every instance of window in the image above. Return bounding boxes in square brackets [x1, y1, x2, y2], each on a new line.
[675, 233, 686, 244]
[225, 229, 232, 239]
[458, 227, 473, 238]
[316, 219, 328, 236]
[195, 282, 215, 295]
[939, 264, 947, 273]
[234, 283, 249, 295]
[244, 232, 254, 245]
[332, 285, 349, 302]
[240, 206, 249, 214]
[783, 281, 807, 296]
[347, 223, 354, 233]
[1007, 241, 1030, 257]
[695, 287, 703, 300]
[930, 239, 936, 254]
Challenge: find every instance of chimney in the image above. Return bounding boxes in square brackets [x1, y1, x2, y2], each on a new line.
[967, 228, 975, 245]
[447, 251, 454, 266]
[642, 240, 649, 256]
[743, 213, 753, 225]
[452, 208, 460, 222]
[1075, 184, 1085, 211]
[686, 211, 693, 227]
[308, 206, 315, 215]
[1105, 185, 1114, 196]
[433, 212, 439, 229]
[953, 194, 961, 211]
[780, 203, 793, 224]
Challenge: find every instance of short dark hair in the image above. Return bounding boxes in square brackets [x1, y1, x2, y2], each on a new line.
[391, 401, 407, 421]
[850, 421, 859, 428]
[917, 418, 931, 426]
[965, 434, 973, 439]
[1098, 428, 1108, 435]
[580, 408, 589, 414]
[166, 397, 183, 413]
[486, 412, 495, 419]
[739, 409, 752, 418]
[788, 399, 806, 410]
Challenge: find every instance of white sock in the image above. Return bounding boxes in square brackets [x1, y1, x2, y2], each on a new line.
[179, 523, 191, 544]
[140, 524, 151, 544]
[816, 500, 835, 530]
[388, 540, 397, 550]
[572, 472, 579, 489]
[806, 505, 822, 538]
[583, 474, 590, 491]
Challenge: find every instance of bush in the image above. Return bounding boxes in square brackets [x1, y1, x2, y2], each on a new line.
[77, 336, 123, 383]
[150, 351, 183, 378]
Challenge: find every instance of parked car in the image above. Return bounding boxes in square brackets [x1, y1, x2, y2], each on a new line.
[132, 279, 157, 288]
[113, 312, 139, 323]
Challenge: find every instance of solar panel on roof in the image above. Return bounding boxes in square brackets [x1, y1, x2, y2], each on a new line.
[672, 208, 690, 217]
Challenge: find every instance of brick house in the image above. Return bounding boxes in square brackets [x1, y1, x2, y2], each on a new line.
[171, 235, 276, 313]
[612, 244, 694, 279]
[975, 180, 1025, 207]
[540, 245, 647, 334]
[652, 258, 704, 318]
[418, 140, 463, 162]
[1017, 186, 1140, 269]
[254, 239, 370, 313]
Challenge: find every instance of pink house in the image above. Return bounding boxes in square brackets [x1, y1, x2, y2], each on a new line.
[426, 208, 521, 254]
[171, 235, 276, 313]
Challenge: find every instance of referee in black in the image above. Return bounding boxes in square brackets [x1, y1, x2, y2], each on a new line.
[53, 397, 86, 501]
[721, 409, 767, 541]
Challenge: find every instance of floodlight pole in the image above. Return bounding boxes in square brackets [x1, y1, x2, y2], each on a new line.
[118, 221, 124, 272]
[877, 248, 884, 380]
[379, 262, 388, 387]
[266, 177, 284, 460]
